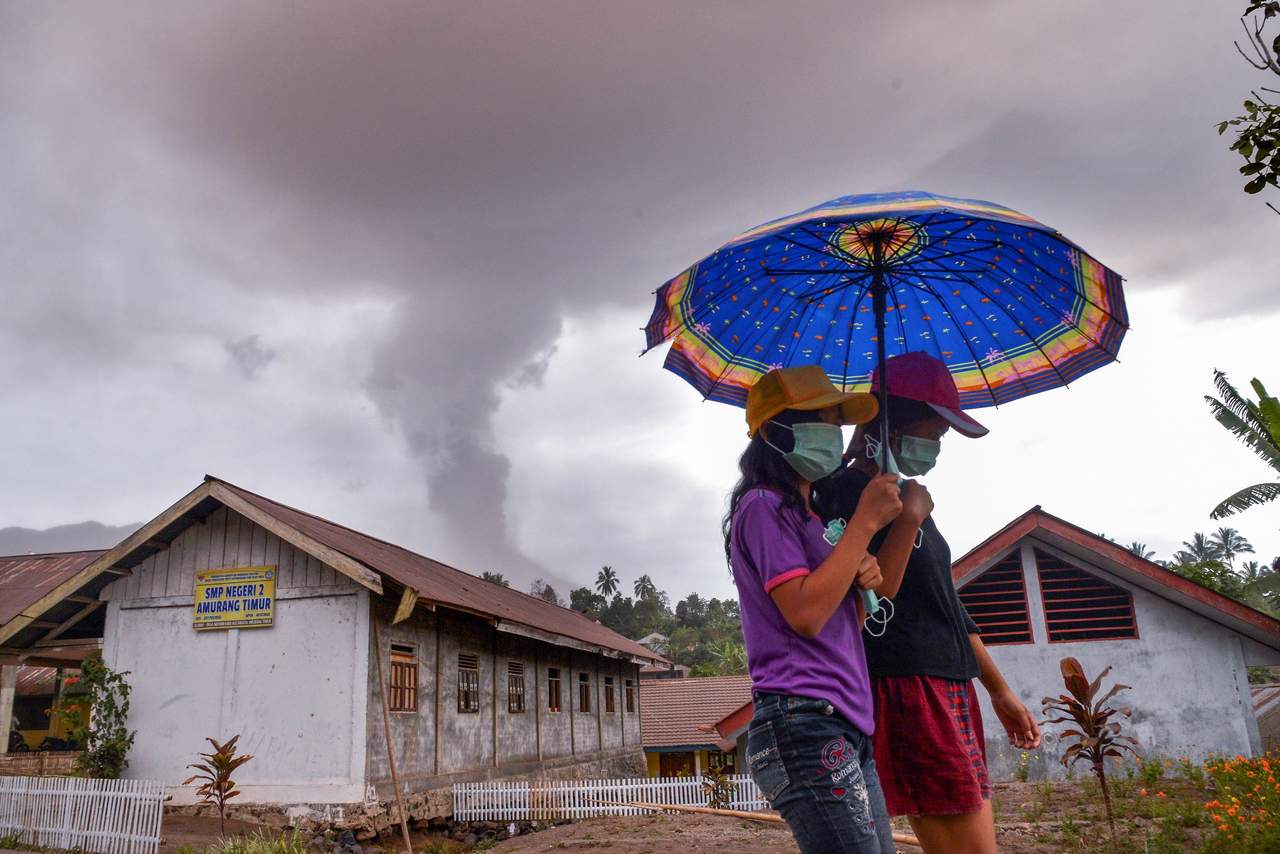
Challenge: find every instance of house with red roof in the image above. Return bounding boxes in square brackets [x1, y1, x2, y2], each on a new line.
[954, 507, 1280, 781]
[639, 674, 752, 777]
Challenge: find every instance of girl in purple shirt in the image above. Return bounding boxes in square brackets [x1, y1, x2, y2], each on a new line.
[724, 366, 906, 854]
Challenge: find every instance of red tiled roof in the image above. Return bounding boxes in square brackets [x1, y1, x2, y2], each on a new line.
[210, 478, 662, 663]
[0, 551, 105, 625]
[640, 675, 754, 749]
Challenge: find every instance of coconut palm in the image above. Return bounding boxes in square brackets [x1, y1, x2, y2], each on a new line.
[1242, 560, 1264, 583]
[633, 574, 658, 601]
[1175, 532, 1220, 565]
[1211, 527, 1255, 569]
[1206, 371, 1280, 519]
[595, 566, 619, 598]
[1126, 542, 1156, 560]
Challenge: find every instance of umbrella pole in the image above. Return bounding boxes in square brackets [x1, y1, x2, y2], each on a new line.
[871, 260, 890, 471]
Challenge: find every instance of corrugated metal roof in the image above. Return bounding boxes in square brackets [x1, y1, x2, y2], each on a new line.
[211, 478, 661, 663]
[1253, 683, 1280, 718]
[639, 675, 754, 748]
[0, 551, 105, 625]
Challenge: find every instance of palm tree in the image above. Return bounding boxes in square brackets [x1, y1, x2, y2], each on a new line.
[1211, 527, 1255, 569]
[633, 574, 657, 601]
[710, 639, 747, 675]
[1242, 560, 1264, 583]
[1206, 371, 1280, 519]
[595, 566, 619, 598]
[1175, 533, 1220, 566]
[1126, 542, 1156, 560]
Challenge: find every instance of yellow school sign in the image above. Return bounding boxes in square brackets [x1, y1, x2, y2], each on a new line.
[193, 566, 276, 631]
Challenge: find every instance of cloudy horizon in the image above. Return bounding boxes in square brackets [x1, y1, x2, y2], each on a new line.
[2, 1, 1278, 603]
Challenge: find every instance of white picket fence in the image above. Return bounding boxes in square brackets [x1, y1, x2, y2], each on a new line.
[453, 774, 768, 821]
[0, 776, 164, 854]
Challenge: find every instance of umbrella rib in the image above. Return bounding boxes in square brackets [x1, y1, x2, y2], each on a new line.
[984, 253, 1128, 340]
[839, 276, 874, 388]
[694, 279, 815, 401]
[886, 268, 951, 367]
[900, 256, 1121, 362]
[898, 262, 1072, 391]
[910, 280, 998, 406]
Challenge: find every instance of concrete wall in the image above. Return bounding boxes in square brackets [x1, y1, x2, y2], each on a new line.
[101, 505, 369, 804]
[970, 542, 1280, 781]
[365, 604, 645, 798]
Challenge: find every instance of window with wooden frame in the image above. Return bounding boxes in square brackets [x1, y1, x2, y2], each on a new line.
[548, 667, 562, 712]
[389, 644, 418, 712]
[957, 553, 1033, 645]
[457, 652, 480, 713]
[624, 679, 635, 713]
[1035, 549, 1137, 642]
[604, 676, 616, 713]
[508, 661, 526, 713]
[578, 672, 591, 713]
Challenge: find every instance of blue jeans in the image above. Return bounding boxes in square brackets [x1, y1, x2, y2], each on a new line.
[746, 692, 894, 854]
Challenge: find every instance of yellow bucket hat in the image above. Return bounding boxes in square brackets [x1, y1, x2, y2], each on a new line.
[745, 365, 879, 437]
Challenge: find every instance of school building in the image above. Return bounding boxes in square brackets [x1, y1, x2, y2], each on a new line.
[0, 476, 663, 833]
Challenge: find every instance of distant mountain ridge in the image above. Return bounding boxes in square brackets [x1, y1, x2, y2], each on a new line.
[0, 521, 139, 556]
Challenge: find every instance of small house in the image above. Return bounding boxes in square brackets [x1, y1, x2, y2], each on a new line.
[953, 507, 1280, 780]
[639, 675, 751, 777]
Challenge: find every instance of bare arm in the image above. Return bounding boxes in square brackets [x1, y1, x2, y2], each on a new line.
[769, 473, 902, 637]
[969, 633, 1042, 749]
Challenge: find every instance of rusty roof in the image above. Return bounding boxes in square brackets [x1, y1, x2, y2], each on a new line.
[0, 551, 106, 625]
[209, 478, 661, 663]
[639, 675, 754, 749]
[1254, 683, 1280, 719]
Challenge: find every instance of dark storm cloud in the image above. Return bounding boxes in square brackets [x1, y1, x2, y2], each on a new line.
[1, 1, 1275, 587]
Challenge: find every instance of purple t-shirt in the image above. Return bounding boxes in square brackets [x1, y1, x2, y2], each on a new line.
[729, 488, 875, 735]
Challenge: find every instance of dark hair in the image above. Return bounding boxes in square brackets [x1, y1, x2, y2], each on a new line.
[722, 408, 825, 566]
[846, 395, 939, 462]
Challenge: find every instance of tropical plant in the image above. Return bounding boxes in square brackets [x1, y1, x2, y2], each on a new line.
[1219, 2, 1280, 206]
[1206, 371, 1280, 518]
[529, 578, 564, 606]
[1176, 532, 1221, 565]
[64, 657, 136, 779]
[708, 639, 747, 675]
[701, 765, 737, 810]
[1126, 542, 1156, 560]
[183, 735, 254, 836]
[633, 574, 658, 601]
[1041, 657, 1140, 843]
[205, 828, 305, 854]
[568, 586, 606, 615]
[595, 566, 619, 598]
[1211, 526, 1255, 568]
[480, 571, 509, 587]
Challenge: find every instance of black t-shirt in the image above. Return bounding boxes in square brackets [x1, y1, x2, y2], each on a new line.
[811, 465, 981, 682]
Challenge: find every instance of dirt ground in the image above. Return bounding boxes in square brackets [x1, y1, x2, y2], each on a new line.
[158, 777, 1215, 853]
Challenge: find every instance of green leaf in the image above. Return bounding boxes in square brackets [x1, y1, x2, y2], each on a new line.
[1241, 162, 1267, 175]
[1210, 482, 1280, 519]
[1247, 176, 1269, 193]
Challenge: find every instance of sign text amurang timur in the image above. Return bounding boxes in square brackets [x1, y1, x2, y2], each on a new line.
[193, 566, 276, 631]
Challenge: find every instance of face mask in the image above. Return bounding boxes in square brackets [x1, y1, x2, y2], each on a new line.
[896, 435, 941, 477]
[763, 421, 844, 482]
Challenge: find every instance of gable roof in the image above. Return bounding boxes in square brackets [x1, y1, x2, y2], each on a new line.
[953, 506, 1280, 651]
[639, 675, 754, 749]
[0, 477, 662, 664]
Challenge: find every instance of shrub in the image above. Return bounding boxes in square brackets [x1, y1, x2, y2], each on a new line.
[1201, 752, 1280, 852]
[63, 657, 136, 779]
[184, 735, 255, 836]
[206, 829, 305, 854]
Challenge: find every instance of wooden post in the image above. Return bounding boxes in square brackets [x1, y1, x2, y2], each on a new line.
[0, 665, 16, 754]
[371, 619, 414, 854]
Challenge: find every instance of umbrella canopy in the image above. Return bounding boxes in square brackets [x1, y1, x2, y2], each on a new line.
[644, 190, 1127, 412]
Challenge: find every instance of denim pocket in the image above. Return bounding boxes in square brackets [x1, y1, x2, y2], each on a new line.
[745, 720, 790, 803]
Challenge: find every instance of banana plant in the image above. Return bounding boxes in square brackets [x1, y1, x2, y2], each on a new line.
[1041, 658, 1139, 842]
[183, 734, 254, 835]
[1206, 371, 1280, 519]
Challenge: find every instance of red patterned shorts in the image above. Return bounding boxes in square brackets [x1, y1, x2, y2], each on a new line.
[871, 675, 992, 816]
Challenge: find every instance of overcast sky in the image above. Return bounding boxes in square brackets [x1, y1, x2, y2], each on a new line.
[2, 1, 1277, 602]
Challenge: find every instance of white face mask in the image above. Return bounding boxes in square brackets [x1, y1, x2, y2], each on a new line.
[762, 422, 844, 482]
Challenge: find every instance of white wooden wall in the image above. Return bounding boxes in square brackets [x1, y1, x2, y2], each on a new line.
[101, 504, 352, 603]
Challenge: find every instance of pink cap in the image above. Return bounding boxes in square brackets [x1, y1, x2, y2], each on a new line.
[870, 351, 989, 438]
